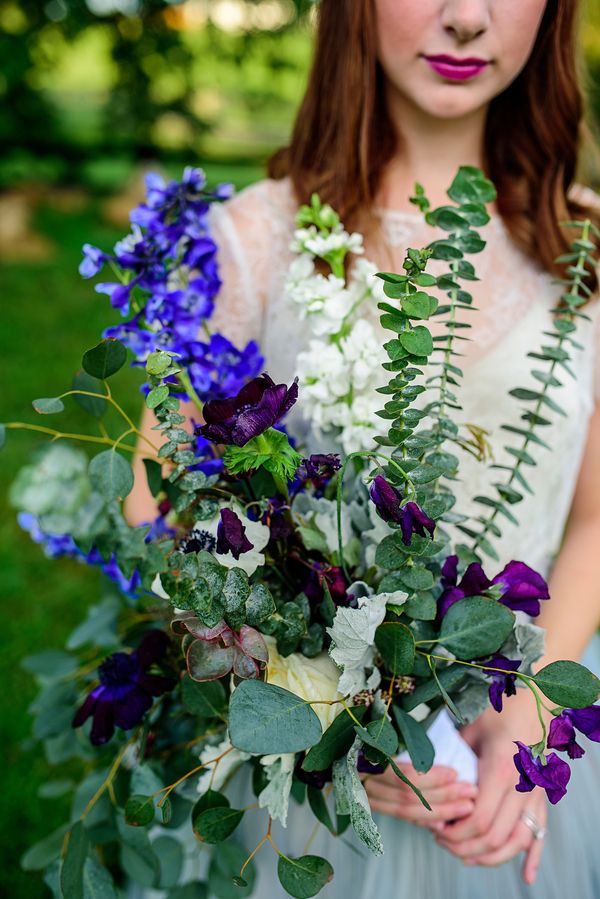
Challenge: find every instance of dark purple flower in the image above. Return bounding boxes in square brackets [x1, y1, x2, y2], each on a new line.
[300, 453, 341, 481]
[437, 554, 491, 618]
[483, 654, 521, 713]
[216, 508, 253, 559]
[547, 705, 600, 759]
[304, 562, 350, 608]
[198, 372, 299, 447]
[357, 749, 386, 775]
[369, 477, 434, 545]
[80, 244, 107, 278]
[73, 631, 174, 745]
[259, 497, 293, 541]
[398, 501, 436, 546]
[295, 755, 332, 789]
[369, 475, 403, 523]
[513, 741, 571, 804]
[491, 561, 550, 616]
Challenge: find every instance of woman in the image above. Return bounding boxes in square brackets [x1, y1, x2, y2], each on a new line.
[127, 1, 600, 896]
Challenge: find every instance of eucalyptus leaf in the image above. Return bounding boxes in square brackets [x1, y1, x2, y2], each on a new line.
[72, 370, 107, 418]
[32, 397, 65, 414]
[392, 707, 435, 772]
[60, 822, 88, 899]
[374, 621, 416, 674]
[229, 680, 322, 754]
[533, 661, 600, 708]
[89, 450, 134, 500]
[277, 855, 334, 899]
[439, 596, 514, 660]
[82, 339, 127, 380]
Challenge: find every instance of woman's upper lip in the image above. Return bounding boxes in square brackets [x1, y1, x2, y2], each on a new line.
[424, 54, 489, 66]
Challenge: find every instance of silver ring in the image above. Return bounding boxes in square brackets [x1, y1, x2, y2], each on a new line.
[520, 810, 546, 841]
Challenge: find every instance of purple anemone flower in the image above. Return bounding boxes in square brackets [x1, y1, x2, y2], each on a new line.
[197, 372, 299, 447]
[216, 508, 253, 559]
[547, 705, 600, 760]
[437, 555, 549, 619]
[304, 562, 350, 608]
[300, 453, 341, 481]
[483, 654, 521, 712]
[369, 476, 435, 545]
[72, 630, 174, 746]
[513, 741, 571, 804]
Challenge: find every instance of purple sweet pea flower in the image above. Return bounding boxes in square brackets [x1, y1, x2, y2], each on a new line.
[216, 508, 253, 559]
[72, 630, 174, 745]
[369, 477, 435, 545]
[197, 372, 299, 447]
[356, 749, 386, 775]
[437, 554, 491, 619]
[483, 654, 521, 713]
[304, 562, 350, 608]
[369, 475, 402, 522]
[547, 706, 600, 759]
[513, 741, 571, 804]
[491, 561, 550, 616]
[437, 555, 549, 619]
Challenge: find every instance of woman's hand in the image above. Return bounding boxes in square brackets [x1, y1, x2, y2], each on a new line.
[364, 762, 478, 831]
[435, 692, 548, 884]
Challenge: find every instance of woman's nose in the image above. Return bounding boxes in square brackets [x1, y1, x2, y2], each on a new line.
[440, 0, 491, 43]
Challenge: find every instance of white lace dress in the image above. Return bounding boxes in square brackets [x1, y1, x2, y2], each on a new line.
[196, 176, 600, 899]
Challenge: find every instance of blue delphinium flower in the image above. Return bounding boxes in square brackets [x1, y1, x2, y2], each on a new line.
[547, 705, 600, 759]
[79, 167, 261, 404]
[513, 741, 571, 804]
[72, 630, 174, 745]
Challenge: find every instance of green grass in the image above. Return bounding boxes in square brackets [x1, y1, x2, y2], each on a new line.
[0, 163, 261, 896]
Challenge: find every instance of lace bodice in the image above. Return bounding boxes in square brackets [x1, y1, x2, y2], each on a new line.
[208, 177, 600, 578]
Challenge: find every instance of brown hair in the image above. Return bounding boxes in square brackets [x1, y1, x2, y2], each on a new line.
[268, 0, 599, 288]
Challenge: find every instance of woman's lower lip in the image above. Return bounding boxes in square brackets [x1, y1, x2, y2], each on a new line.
[425, 58, 488, 81]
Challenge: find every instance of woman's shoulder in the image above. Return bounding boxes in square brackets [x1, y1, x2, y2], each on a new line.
[214, 175, 298, 235]
[568, 182, 600, 213]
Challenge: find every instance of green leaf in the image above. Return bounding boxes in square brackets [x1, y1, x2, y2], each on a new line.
[387, 757, 432, 810]
[154, 836, 184, 889]
[143, 458, 163, 497]
[400, 293, 431, 319]
[208, 841, 256, 899]
[82, 339, 127, 379]
[229, 680, 322, 754]
[404, 593, 437, 620]
[192, 806, 244, 844]
[146, 385, 170, 409]
[181, 675, 227, 718]
[277, 855, 334, 899]
[32, 397, 65, 414]
[245, 583, 276, 626]
[72, 370, 107, 418]
[89, 450, 134, 500]
[20, 825, 69, 871]
[392, 707, 435, 772]
[307, 786, 335, 834]
[355, 717, 398, 756]
[125, 794, 155, 827]
[146, 351, 172, 376]
[447, 165, 496, 205]
[60, 821, 89, 899]
[374, 621, 416, 674]
[82, 856, 118, 898]
[302, 706, 367, 771]
[533, 661, 600, 708]
[399, 326, 433, 357]
[0, 424, 5, 449]
[439, 596, 514, 660]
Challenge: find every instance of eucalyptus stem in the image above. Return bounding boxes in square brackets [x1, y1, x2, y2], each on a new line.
[178, 369, 204, 414]
[471, 220, 594, 554]
[4, 422, 140, 454]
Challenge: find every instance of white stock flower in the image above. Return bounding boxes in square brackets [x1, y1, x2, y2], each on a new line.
[296, 340, 351, 402]
[350, 257, 386, 303]
[291, 225, 364, 258]
[286, 270, 355, 337]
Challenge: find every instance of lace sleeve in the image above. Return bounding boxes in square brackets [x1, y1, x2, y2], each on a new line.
[207, 178, 297, 349]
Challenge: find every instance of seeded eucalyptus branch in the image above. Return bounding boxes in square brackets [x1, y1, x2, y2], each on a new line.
[465, 219, 600, 559]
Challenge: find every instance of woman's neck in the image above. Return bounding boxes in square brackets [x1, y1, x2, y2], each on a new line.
[376, 87, 492, 213]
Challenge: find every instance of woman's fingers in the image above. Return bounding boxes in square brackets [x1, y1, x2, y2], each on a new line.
[436, 749, 511, 843]
[365, 777, 477, 806]
[522, 829, 545, 885]
[461, 821, 533, 868]
[436, 787, 524, 858]
[368, 794, 476, 826]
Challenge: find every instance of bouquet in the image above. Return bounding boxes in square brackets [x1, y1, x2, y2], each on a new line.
[6, 166, 600, 899]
